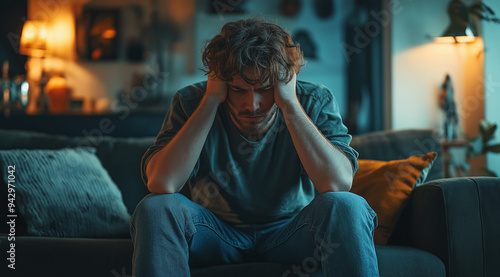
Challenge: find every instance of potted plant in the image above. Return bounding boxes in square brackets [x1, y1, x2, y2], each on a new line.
[467, 120, 500, 177]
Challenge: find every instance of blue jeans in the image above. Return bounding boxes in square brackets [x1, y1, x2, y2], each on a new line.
[129, 191, 379, 277]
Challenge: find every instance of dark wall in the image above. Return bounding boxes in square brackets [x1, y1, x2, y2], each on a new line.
[0, 0, 28, 77]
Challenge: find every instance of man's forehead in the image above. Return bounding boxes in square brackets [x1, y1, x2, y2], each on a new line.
[229, 73, 272, 89]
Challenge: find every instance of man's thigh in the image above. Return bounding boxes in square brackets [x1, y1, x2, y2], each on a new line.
[188, 205, 256, 268]
[255, 219, 330, 266]
[254, 192, 377, 276]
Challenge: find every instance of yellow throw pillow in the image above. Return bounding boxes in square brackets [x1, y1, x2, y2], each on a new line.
[350, 152, 437, 245]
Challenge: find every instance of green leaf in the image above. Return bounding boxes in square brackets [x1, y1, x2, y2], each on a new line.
[469, 136, 483, 155]
[485, 144, 500, 153]
[483, 4, 495, 15]
[479, 120, 496, 143]
[485, 124, 497, 140]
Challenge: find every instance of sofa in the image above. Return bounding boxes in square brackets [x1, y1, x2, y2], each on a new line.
[0, 116, 499, 277]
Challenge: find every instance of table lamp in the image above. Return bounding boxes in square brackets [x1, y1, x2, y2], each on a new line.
[435, 0, 477, 43]
[19, 20, 49, 113]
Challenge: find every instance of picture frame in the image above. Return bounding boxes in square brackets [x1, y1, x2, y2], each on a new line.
[76, 8, 120, 61]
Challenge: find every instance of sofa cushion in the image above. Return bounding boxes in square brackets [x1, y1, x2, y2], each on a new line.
[375, 245, 445, 277]
[0, 147, 130, 238]
[350, 152, 437, 245]
[351, 129, 443, 182]
[0, 236, 445, 277]
[0, 128, 153, 216]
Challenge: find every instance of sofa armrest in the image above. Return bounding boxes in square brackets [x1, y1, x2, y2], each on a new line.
[410, 177, 500, 276]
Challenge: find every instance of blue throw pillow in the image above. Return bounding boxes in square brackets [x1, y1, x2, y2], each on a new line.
[0, 147, 131, 238]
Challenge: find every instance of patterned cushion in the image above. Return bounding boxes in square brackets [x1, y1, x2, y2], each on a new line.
[0, 147, 130, 238]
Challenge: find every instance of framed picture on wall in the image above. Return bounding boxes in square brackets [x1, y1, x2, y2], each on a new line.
[76, 8, 120, 61]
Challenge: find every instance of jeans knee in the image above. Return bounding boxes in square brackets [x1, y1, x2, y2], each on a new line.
[313, 192, 376, 224]
[131, 193, 190, 222]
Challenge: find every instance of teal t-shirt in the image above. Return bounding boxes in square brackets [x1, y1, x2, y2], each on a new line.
[141, 80, 359, 224]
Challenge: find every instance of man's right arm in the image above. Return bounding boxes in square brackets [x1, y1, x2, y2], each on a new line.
[146, 75, 227, 194]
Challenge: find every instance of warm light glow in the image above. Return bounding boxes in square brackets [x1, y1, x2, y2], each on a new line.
[20, 21, 48, 57]
[3, 89, 10, 103]
[45, 75, 67, 91]
[434, 37, 457, 44]
[393, 38, 484, 137]
[45, 75, 71, 114]
[434, 36, 476, 44]
[456, 36, 476, 43]
[47, 9, 76, 60]
[101, 29, 116, 39]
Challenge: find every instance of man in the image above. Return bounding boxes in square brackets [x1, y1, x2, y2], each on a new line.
[129, 18, 379, 277]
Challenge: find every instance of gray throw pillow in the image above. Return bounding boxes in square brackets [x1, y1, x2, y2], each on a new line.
[0, 147, 131, 238]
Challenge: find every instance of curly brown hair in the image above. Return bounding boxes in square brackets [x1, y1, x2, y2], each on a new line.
[202, 17, 306, 85]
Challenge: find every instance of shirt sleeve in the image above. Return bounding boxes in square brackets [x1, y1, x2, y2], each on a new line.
[311, 86, 359, 175]
[140, 91, 201, 186]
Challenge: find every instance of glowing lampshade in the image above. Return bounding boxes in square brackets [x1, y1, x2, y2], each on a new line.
[19, 21, 48, 57]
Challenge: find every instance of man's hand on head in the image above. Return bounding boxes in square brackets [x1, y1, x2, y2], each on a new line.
[206, 72, 228, 104]
[274, 72, 298, 109]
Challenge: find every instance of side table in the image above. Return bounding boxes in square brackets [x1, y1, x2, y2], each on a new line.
[442, 139, 469, 178]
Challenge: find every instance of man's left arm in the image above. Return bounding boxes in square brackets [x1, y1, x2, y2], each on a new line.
[275, 74, 355, 193]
